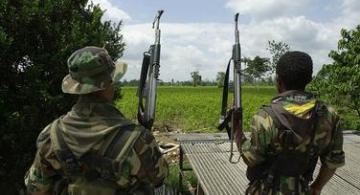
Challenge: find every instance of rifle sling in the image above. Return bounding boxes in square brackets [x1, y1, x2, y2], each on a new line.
[221, 58, 231, 117]
[218, 58, 232, 139]
[137, 52, 151, 126]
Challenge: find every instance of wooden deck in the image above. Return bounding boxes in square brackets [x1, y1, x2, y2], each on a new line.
[178, 131, 360, 195]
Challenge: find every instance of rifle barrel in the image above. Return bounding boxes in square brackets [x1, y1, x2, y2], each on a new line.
[235, 13, 240, 44]
[153, 10, 164, 30]
[233, 12, 241, 109]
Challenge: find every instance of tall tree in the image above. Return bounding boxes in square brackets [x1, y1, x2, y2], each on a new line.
[0, 0, 125, 192]
[245, 56, 271, 82]
[216, 71, 226, 88]
[242, 57, 254, 84]
[190, 71, 202, 87]
[267, 40, 290, 73]
[309, 25, 360, 129]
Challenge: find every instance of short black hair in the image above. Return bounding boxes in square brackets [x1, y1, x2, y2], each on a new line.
[276, 51, 313, 90]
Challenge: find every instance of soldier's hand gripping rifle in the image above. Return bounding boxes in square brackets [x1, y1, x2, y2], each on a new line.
[137, 10, 164, 130]
[218, 13, 246, 163]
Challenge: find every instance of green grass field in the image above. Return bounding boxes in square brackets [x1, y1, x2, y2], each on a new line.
[116, 86, 276, 132]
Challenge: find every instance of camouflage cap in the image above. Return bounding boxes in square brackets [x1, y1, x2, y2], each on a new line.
[62, 46, 127, 94]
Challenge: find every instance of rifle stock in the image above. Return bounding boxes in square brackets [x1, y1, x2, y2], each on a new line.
[137, 10, 164, 130]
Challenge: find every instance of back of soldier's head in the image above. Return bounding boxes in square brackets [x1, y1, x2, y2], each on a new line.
[276, 51, 313, 90]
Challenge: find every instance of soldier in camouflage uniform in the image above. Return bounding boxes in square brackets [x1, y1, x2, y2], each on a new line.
[24, 46, 168, 195]
[236, 51, 345, 195]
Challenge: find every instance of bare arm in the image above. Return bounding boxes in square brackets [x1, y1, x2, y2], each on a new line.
[310, 166, 336, 194]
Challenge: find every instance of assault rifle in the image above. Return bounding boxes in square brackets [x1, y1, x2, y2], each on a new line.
[218, 13, 246, 163]
[137, 10, 164, 130]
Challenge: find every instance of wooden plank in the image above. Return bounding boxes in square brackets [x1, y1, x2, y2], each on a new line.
[314, 165, 360, 195]
[154, 185, 178, 195]
[187, 152, 247, 195]
[181, 141, 233, 154]
[318, 132, 360, 194]
[343, 134, 360, 147]
[175, 133, 229, 142]
[331, 143, 360, 188]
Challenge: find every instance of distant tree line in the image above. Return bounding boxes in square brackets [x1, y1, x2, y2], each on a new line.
[174, 40, 289, 88]
[121, 78, 216, 87]
[121, 40, 289, 88]
[122, 41, 291, 88]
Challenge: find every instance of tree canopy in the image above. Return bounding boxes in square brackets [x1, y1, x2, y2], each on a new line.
[267, 40, 290, 73]
[216, 71, 226, 87]
[244, 56, 271, 81]
[0, 0, 125, 192]
[309, 25, 360, 129]
[191, 71, 202, 86]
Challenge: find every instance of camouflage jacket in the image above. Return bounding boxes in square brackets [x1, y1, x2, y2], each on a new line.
[240, 90, 345, 195]
[25, 95, 168, 194]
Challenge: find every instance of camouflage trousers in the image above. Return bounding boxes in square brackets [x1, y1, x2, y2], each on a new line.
[245, 177, 311, 195]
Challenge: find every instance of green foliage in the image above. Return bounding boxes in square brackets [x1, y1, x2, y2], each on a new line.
[116, 86, 276, 132]
[190, 71, 202, 87]
[244, 56, 271, 81]
[165, 164, 180, 187]
[267, 40, 290, 73]
[0, 0, 125, 192]
[165, 161, 197, 194]
[216, 72, 226, 88]
[309, 25, 360, 129]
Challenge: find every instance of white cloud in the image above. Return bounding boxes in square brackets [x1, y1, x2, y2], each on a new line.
[92, 0, 359, 81]
[121, 23, 232, 81]
[226, 0, 311, 21]
[90, 0, 131, 23]
[121, 17, 343, 81]
[336, 0, 360, 28]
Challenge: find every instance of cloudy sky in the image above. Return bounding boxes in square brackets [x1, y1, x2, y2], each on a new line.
[91, 0, 360, 81]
